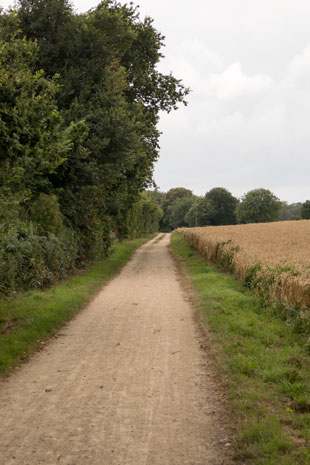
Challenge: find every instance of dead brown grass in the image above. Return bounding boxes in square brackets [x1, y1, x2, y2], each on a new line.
[178, 220, 310, 310]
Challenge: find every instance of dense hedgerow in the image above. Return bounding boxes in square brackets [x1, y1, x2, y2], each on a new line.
[0, 223, 78, 293]
[0, 1, 185, 293]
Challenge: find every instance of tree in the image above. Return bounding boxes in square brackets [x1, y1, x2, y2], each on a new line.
[0, 2, 189, 292]
[168, 196, 195, 229]
[205, 187, 238, 225]
[301, 200, 310, 219]
[280, 202, 302, 221]
[0, 17, 76, 196]
[185, 197, 216, 227]
[236, 188, 282, 224]
[162, 188, 193, 208]
[11, 0, 189, 253]
[145, 189, 166, 209]
[126, 192, 163, 238]
[160, 188, 193, 230]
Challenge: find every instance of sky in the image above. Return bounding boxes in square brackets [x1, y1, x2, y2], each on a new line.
[2, 0, 310, 202]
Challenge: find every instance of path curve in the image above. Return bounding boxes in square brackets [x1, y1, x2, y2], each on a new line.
[0, 234, 231, 465]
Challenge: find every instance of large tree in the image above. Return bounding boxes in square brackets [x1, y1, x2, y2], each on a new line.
[160, 187, 193, 230]
[236, 188, 282, 224]
[11, 0, 188, 244]
[185, 197, 216, 227]
[168, 196, 195, 230]
[0, 2, 189, 292]
[205, 187, 238, 225]
[0, 13, 87, 210]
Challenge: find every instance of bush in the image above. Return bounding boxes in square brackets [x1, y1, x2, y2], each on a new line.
[30, 194, 64, 235]
[0, 222, 78, 294]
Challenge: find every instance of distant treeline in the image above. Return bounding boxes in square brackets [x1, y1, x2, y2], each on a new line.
[0, 0, 188, 294]
[147, 187, 310, 231]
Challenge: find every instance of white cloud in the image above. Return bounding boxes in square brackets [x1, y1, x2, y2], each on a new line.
[287, 45, 310, 80]
[180, 39, 223, 69]
[157, 40, 310, 202]
[159, 41, 223, 94]
[204, 63, 274, 100]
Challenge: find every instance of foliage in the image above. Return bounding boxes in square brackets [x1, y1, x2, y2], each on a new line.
[0, 221, 78, 293]
[301, 200, 310, 220]
[185, 196, 216, 227]
[162, 187, 193, 208]
[0, 15, 83, 293]
[205, 187, 238, 225]
[145, 189, 166, 209]
[14, 0, 189, 235]
[280, 202, 302, 221]
[0, 3, 188, 293]
[158, 186, 237, 230]
[114, 192, 162, 239]
[0, 19, 75, 196]
[236, 188, 282, 224]
[30, 194, 64, 235]
[167, 196, 195, 229]
[160, 187, 194, 230]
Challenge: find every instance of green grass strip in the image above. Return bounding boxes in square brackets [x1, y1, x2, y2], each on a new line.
[0, 235, 153, 376]
[171, 232, 310, 465]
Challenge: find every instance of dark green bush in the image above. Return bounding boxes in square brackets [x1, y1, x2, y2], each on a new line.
[0, 222, 78, 294]
[30, 194, 64, 235]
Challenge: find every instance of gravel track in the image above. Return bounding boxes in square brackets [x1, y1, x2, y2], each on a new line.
[0, 234, 232, 465]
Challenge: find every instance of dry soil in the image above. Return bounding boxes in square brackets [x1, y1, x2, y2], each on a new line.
[0, 234, 232, 465]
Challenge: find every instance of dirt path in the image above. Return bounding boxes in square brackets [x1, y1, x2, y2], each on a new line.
[0, 234, 232, 465]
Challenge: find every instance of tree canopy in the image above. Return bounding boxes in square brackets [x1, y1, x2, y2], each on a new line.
[205, 187, 238, 225]
[185, 197, 216, 227]
[0, 2, 188, 293]
[11, 0, 188, 247]
[160, 187, 194, 230]
[236, 188, 282, 224]
[0, 18, 77, 197]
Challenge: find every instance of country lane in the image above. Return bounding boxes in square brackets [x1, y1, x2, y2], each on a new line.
[0, 234, 232, 465]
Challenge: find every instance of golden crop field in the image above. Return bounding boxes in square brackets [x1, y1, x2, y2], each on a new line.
[178, 220, 310, 310]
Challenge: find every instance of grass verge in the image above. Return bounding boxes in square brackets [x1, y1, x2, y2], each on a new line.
[0, 235, 154, 377]
[171, 232, 310, 465]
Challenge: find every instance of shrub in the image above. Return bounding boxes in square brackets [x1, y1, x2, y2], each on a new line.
[30, 194, 64, 235]
[0, 221, 78, 294]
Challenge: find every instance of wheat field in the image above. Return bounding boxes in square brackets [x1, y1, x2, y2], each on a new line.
[178, 220, 310, 310]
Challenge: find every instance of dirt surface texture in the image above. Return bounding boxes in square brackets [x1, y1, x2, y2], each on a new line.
[0, 234, 232, 465]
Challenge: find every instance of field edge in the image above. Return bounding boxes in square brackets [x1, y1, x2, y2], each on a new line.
[170, 231, 310, 465]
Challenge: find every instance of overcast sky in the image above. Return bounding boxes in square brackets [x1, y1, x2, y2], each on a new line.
[2, 0, 310, 202]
